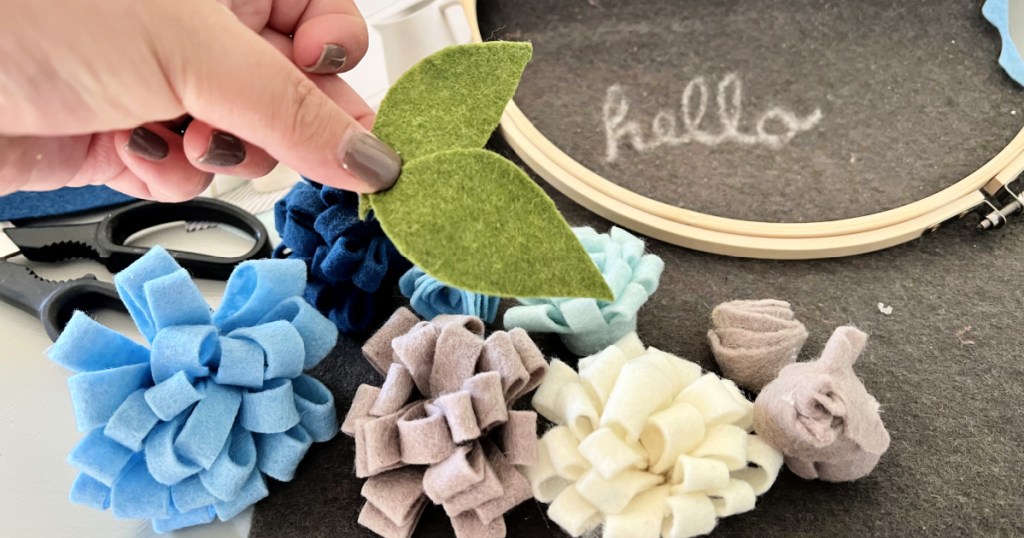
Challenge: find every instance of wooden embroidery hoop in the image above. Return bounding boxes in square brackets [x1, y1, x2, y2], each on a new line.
[461, 0, 1024, 259]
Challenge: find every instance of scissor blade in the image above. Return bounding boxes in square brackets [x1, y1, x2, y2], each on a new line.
[0, 260, 64, 319]
[3, 223, 100, 263]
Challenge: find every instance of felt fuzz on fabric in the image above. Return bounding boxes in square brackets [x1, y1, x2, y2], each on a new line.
[753, 326, 890, 482]
[341, 307, 547, 538]
[400, 266, 500, 323]
[707, 299, 808, 392]
[504, 226, 664, 356]
[524, 333, 782, 538]
[274, 180, 410, 333]
[364, 41, 613, 301]
[47, 247, 339, 532]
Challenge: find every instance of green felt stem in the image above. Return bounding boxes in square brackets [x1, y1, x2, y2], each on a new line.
[371, 149, 613, 300]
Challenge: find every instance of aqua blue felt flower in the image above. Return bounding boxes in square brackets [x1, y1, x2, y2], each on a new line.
[503, 226, 664, 356]
[47, 247, 339, 533]
[274, 180, 410, 334]
[984, 0, 1024, 87]
[399, 266, 500, 323]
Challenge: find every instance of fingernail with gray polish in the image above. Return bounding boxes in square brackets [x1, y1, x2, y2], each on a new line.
[304, 44, 347, 74]
[339, 130, 401, 191]
[198, 131, 247, 167]
[125, 127, 169, 161]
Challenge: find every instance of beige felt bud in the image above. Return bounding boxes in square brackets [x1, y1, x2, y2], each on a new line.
[707, 299, 809, 392]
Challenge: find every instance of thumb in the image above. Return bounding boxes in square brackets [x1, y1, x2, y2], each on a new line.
[150, 1, 400, 193]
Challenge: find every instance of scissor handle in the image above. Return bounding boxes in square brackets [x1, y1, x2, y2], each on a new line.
[0, 260, 123, 341]
[96, 198, 272, 279]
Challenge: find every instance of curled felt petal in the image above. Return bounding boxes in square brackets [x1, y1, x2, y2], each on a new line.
[525, 333, 782, 538]
[504, 226, 664, 356]
[49, 248, 337, 532]
[144, 371, 203, 421]
[70, 472, 112, 511]
[344, 307, 545, 537]
[104, 389, 160, 452]
[255, 426, 312, 482]
[67, 363, 152, 432]
[213, 259, 306, 333]
[400, 266, 500, 323]
[240, 379, 301, 434]
[273, 180, 410, 334]
[708, 299, 808, 392]
[754, 326, 889, 482]
[200, 427, 258, 500]
[292, 374, 338, 442]
[69, 427, 135, 487]
[49, 312, 149, 372]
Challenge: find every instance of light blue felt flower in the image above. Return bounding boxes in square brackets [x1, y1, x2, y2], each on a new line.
[984, 0, 1024, 87]
[399, 266, 501, 323]
[47, 247, 339, 533]
[503, 226, 664, 356]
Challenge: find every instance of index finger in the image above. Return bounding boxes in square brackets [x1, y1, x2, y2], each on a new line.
[268, 0, 369, 74]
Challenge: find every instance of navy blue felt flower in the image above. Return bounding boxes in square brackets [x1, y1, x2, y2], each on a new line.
[274, 180, 410, 333]
[48, 247, 339, 533]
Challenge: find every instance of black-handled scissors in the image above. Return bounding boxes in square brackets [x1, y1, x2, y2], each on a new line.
[0, 257, 123, 342]
[4, 197, 272, 280]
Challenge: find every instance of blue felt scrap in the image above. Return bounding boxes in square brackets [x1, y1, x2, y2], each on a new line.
[399, 266, 500, 323]
[0, 185, 134, 222]
[47, 246, 340, 532]
[273, 180, 410, 333]
[70, 472, 112, 510]
[504, 226, 665, 356]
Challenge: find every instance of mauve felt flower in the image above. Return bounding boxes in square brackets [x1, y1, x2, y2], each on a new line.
[48, 247, 339, 533]
[399, 266, 501, 323]
[504, 226, 664, 356]
[274, 180, 411, 333]
[342, 307, 547, 538]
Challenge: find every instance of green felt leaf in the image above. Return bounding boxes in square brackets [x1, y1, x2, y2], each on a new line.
[371, 148, 613, 300]
[372, 42, 533, 162]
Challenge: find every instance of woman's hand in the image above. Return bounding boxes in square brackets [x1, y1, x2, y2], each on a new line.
[0, 0, 401, 201]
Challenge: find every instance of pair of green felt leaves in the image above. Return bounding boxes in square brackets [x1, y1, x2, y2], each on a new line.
[363, 42, 613, 301]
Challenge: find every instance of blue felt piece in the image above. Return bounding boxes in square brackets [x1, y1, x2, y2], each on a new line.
[149, 325, 218, 383]
[111, 456, 172, 520]
[0, 185, 134, 222]
[399, 266, 500, 323]
[260, 297, 338, 369]
[291, 374, 338, 442]
[213, 470, 269, 521]
[144, 269, 213, 332]
[503, 226, 665, 356]
[144, 371, 203, 421]
[152, 506, 216, 534]
[984, 0, 1024, 87]
[48, 312, 150, 373]
[67, 363, 152, 432]
[171, 476, 217, 513]
[229, 321, 304, 381]
[240, 379, 300, 434]
[199, 427, 257, 501]
[145, 416, 203, 486]
[70, 472, 112, 510]
[105, 389, 161, 452]
[254, 426, 312, 482]
[273, 179, 410, 334]
[114, 248, 186, 342]
[213, 259, 307, 333]
[213, 336, 265, 390]
[174, 381, 242, 470]
[68, 428, 135, 487]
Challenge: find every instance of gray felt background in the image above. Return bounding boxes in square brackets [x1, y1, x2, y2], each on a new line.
[250, 1, 1024, 536]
